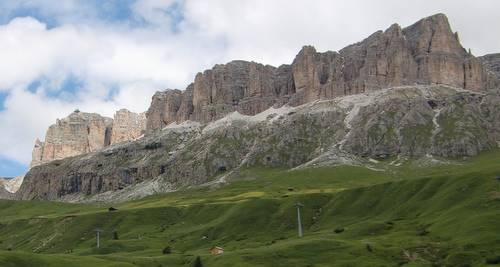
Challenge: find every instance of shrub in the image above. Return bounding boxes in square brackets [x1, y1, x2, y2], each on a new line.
[145, 142, 162, 150]
[193, 256, 203, 267]
[162, 246, 171, 255]
[486, 255, 500, 264]
[416, 229, 430, 236]
[113, 231, 119, 240]
[334, 227, 344, 234]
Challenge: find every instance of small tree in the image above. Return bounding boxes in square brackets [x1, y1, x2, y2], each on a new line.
[193, 256, 203, 267]
[113, 231, 119, 240]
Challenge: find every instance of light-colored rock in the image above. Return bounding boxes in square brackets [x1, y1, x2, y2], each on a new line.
[145, 90, 183, 134]
[110, 109, 146, 144]
[2, 175, 24, 193]
[144, 14, 499, 133]
[0, 175, 24, 199]
[30, 111, 113, 167]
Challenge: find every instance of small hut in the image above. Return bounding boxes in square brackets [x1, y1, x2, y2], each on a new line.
[210, 246, 224, 255]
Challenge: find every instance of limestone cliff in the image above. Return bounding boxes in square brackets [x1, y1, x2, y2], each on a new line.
[0, 176, 23, 199]
[17, 86, 500, 201]
[110, 109, 146, 144]
[480, 53, 500, 78]
[31, 111, 113, 167]
[145, 13, 498, 133]
[31, 109, 146, 167]
[145, 90, 183, 134]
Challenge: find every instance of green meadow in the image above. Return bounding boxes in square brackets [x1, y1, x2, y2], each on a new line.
[0, 150, 499, 266]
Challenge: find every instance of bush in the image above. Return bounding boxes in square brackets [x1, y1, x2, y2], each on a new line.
[162, 246, 171, 255]
[145, 142, 162, 150]
[334, 227, 344, 234]
[113, 231, 119, 240]
[416, 229, 430, 236]
[486, 255, 500, 264]
[193, 256, 203, 267]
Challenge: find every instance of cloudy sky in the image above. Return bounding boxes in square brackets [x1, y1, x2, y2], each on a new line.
[0, 0, 499, 177]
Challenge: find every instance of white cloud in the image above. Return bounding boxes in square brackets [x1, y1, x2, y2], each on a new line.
[0, 0, 499, 170]
[131, 0, 180, 27]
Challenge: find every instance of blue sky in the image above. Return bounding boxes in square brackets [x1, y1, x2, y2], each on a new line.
[0, 0, 499, 177]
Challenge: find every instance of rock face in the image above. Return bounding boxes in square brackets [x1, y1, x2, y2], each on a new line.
[1, 175, 24, 193]
[110, 109, 146, 144]
[31, 111, 113, 167]
[145, 13, 498, 133]
[16, 86, 500, 201]
[480, 53, 500, 78]
[0, 178, 12, 199]
[145, 90, 183, 134]
[0, 176, 23, 199]
[31, 109, 146, 167]
[19, 14, 500, 202]
[0, 186, 11, 199]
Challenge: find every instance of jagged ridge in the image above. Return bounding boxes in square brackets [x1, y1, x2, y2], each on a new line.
[145, 13, 498, 133]
[16, 13, 500, 201]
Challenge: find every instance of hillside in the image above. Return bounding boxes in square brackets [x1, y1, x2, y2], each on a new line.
[1, 150, 500, 266]
[17, 85, 500, 201]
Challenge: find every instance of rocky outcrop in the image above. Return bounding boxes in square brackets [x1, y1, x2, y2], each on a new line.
[145, 13, 499, 133]
[31, 111, 113, 167]
[0, 176, 23, 199]
[16, 86, 500, 201]
[145, 90, 183, 134]
[0, 186, 12, 199]
[31, 109, 146, 166]
[1, 175, 24, 193]
[0, 178, 12, 199]
[110, 109, 146, 144]
[480, 53, 500, 78]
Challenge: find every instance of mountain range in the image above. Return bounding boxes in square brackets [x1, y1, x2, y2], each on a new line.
[4, 13, 500, 202]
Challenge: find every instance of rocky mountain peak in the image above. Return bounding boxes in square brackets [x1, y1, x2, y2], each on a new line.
[110, 109, 146, 145]
[296, 45, 317, 56]
[143, 13, 498, 134]
[27, 13, 500, 173]
[31, 109, 146, 167]
[403, 13, 464, 56]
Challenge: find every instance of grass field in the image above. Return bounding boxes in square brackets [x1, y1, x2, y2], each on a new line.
[0, 151, 500, 266]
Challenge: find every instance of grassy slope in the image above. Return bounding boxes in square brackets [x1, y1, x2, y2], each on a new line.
[0, 151, 499, 266]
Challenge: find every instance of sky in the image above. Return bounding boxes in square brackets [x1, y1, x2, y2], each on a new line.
[0, 0, 499, 177]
